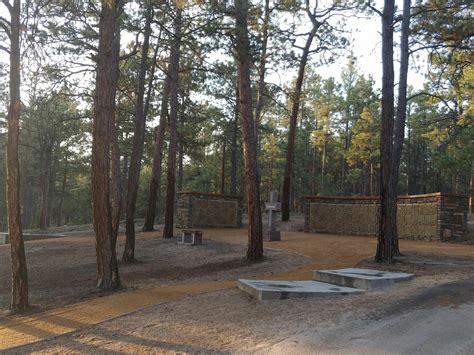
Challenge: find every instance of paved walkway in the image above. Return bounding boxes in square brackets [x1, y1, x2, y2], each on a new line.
[1, 230, 472, 350]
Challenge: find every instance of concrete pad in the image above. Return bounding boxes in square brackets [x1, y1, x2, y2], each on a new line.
[23, 233, 67, 241]
[0, 233, 66, 244]
[313, 268, 414, 290]
[238, 279, 365, 301]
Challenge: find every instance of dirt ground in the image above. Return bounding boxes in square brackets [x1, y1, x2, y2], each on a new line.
[0, 230, 309, 315]
[7, 252, 473, 354]
[1, 226, 473, 353]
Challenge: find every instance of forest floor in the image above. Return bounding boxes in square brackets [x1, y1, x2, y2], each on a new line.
[0, 221, 473, 353]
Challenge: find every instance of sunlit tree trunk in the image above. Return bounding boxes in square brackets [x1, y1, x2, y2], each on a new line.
[162, 7, 182, 239]
[235, 0, 263, 260]
[142, 76, 170, 231]
[376, 0, 396, 262]
[123, 6, 153, 262]
[6, 0, 29, 311]
[92, 0, 121, 289]
[281, 27, 316, 221]
[230, 86, 239, 195]
[110, 13, 122, 246]
[389, 0, 411, 256]
[254, 0, 270, 142]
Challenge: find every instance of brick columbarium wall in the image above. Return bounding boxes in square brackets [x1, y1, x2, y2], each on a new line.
[304, 193, 469, 242]
[176, 192, 243, 228]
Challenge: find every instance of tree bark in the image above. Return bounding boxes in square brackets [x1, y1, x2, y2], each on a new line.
[221, 140, 226, 194]
[470, 160, 473, 213]
[110, 7, 123, 245]
[123, 6, 153, 262]
[376, 0, 396, 263]
[120, 154, 128, 220]
[110, 116, 121, 246]
[56, 153, 68, 227]
[389, 0, 411, 256]
[92, 0, 121, 289]
[162, 7, 182, 239]
[38, 145, 52, 230]
[142, 76, 171, 231]
[6, 0, 29, 312]
[311, 146, 316, 195]
[177, 117, 184, 192]
[370, 162, 374, 196]
[320, 138, 327, 194]
[281, 27, 316, 221]
[230, 86, 239, 195]
[254, 0, 270, 141]
[235, 0, 263, 260]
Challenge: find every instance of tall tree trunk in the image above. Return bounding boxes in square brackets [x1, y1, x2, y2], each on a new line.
[389, 0, 411, 256]
[123, 7, 153, 262]
[311, 146, 316, 195]
[467, 167, 473, 212]
[254, 0, 270, 142]
[230, 86, 239, 195]
[110, 11, 123, 245]
[370, 162, 374, 196]
[56, 154, 68, 227]
[110, 115, 122, 244]
[320, 139, 327, 195]
[341, 114, 350, 194]
[281, 27, 316, 221]
[162, 7, 182, 239]
[376, 0, 396, 263]
[92, 0, 121, 289]
[221, 140, 226, 194]
[6, 0, 29, 312]
[142, 76, 171, 231]
[177, 118, 184, 192]
[38, 145, 52, 230]
[235, 0, 263, 260]
[120, 154, 128, 220]
[46, 149, 58, 228]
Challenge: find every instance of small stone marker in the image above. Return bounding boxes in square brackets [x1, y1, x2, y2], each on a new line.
[178, 230, 203, 246]
[264, 190, 281, 241]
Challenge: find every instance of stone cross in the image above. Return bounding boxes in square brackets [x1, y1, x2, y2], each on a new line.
[264, 190, 281, 241]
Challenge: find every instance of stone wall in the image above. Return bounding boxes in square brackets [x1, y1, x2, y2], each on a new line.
[176, 192, 243, 229]
[304, 193, 468, 241]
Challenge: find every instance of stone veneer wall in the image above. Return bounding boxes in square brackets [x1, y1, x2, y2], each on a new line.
[176, 192, 243, 229]
[304, 193, 468, 241]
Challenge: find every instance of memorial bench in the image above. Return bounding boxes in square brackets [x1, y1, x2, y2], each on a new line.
[178, 230, 203, 246]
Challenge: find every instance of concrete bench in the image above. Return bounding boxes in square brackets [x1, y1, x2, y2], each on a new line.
[178, 230, 203, 246]
[0, 233, 9, 245]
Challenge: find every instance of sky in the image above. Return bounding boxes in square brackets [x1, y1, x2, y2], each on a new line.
[265, 1, 428, 93]
[321, 12, 426, 91]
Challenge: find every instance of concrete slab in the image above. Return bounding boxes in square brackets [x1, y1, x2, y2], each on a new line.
[313, 268, 414, 290]
[238, 279, 365, 301]
[0, 232, 66, 245]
